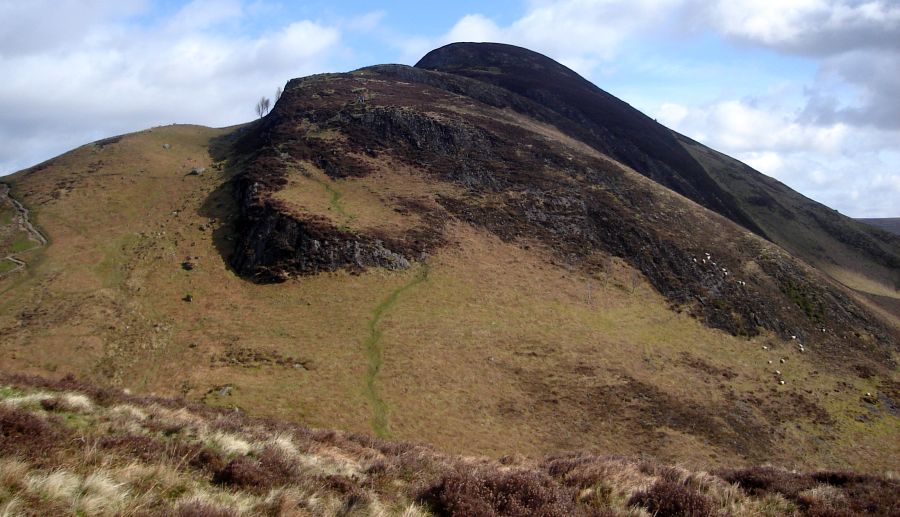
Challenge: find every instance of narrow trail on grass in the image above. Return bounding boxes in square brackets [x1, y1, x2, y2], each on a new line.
[0, 183, 47, 278]
[363, 263, 429, 438]
[309, 174, 356, 227]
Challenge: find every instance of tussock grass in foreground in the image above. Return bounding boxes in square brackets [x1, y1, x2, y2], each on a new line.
[0, 373, 897, 516]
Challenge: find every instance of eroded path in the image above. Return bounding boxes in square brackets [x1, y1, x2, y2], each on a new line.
[363, 263, 429, 438]
[0, 183, 47, 277]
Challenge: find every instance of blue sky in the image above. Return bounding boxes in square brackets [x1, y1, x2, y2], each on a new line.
[1, 0, 898, 216]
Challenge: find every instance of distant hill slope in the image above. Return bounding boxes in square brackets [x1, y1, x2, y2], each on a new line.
[1, 44, 897, 475]
[859, 218, 900, 237]
[416, 42, 900, 310]
[677, 133, 900, 305]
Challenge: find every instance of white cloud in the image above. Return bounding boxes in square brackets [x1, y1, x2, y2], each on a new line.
[0, 2, 345, 176]
[445, 14, 502, 43]
[656, 99, 848, 155]
[703, 0, 900, 132]
[651, 98, 900, 216]
[401, 0, 687, 76]
[656, 102, 690, 128]
[0, 0, 147, 56]
[740, 151, 784, 176]
[704, 0, 900, 54]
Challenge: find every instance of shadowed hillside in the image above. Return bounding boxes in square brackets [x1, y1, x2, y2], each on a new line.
[415, 43, 900, 316]
[677, 133, 900, 313]
[859, 218, 900, 237]
[414, 42, 765, 236]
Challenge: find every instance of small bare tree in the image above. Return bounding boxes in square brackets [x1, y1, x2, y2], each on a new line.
[630, 270, 641, 294]
[255, 96, 271, 118]
[275, 86, 282, 102]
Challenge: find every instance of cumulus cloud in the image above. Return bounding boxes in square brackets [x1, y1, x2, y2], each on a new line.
[401, 0, 684, 76]
[0, 0, 146, 57]
[702, 0, 900, 131]
[0, 0, 345, 175]
[703, 0, 900, 55]
[687, 0, 900, 215]
[654, 98, 900, 216]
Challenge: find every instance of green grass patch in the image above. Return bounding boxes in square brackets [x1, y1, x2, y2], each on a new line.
[0, 386, 25, 399]
[96, 233, 138, 288]
[782, 280, 824, 323]
[60, 412, 92, 430]
[0, 207, 13, 226]
[363, 263, 429, 438]
[309, 175, 355, 224]
[0, 259, 17, 274]
[10, 233, 35, 253]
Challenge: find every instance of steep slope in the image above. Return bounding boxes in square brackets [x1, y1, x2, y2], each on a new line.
[677, 133, 900, 310]
[414, 42, 765, 237]
[415, 42, 900, 315]
[231, 62, 895, 354]
[221, 62, 897, 467]
[0, 47, 897, 475]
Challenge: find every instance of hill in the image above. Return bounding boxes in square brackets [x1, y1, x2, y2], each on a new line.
[1, 374, 897, 516]
[415, 43, 900, 314]
[0, 42, 898, 481]
[859, 218, 900, 237]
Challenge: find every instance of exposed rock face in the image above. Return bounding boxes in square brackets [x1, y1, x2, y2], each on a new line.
[231, 200, 410, 283]
[224, 47, 896, 367]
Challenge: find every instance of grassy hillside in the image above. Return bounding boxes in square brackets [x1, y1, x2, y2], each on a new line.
[859, 218, 900, 237]
[0, 117, 897, 476]
[676, 134, 900, 308]
[1, 374, 897, 516]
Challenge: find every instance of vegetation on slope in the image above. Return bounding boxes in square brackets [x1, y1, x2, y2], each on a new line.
[858, 219, 900, 238]
[412, 43, 900, 315]
[1, 374, 898, 516]
[414, 42, 764, 237]
[677, 133, 900, 310]
[0, 112, 897, 474]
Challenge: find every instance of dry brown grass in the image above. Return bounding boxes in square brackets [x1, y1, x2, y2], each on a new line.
[0, 375, 897, 516]
[0, 122, 897, 478]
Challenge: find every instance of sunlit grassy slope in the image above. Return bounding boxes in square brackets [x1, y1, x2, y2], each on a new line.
[0, 124, 897, 476]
